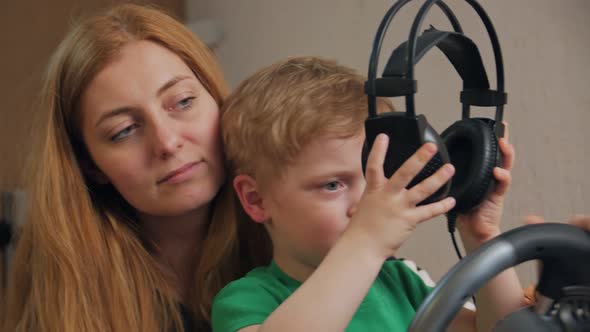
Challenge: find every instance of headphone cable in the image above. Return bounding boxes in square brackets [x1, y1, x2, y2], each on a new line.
[447, 211, 462, 259]
[447, 211, 477, 306]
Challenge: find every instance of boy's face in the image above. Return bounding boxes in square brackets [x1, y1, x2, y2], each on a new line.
[261, 133, 366, 280]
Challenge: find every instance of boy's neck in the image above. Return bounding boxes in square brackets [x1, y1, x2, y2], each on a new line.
[273, 249, 318, 282]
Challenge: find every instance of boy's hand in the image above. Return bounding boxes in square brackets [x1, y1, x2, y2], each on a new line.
[524, 214, 590, 230]
[457, 123, 515, 252]
[346, 134, 456, 260]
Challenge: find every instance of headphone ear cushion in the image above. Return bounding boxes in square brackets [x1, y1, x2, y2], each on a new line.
[441, 118, 500, 213]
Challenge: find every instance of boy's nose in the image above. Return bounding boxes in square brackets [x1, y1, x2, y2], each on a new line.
[346, 182, 366, 218]
[346, 203, 359, 218]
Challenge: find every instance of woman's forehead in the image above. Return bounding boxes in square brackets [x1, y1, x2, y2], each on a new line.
[85, 41, 195, 101]
[79, 41, 199, 124]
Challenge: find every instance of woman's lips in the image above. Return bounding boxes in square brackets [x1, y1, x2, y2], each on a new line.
[157, 161, 201, 185]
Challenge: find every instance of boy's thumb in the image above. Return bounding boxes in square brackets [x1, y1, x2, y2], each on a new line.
[523, 214, 545, 225]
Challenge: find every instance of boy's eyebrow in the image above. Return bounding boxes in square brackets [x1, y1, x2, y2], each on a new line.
[306, 169, 359, 181]
[95, 75, 193, 128]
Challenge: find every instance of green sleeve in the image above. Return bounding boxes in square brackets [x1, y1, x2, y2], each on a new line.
[385, 260, 434, 310]
[211, 278, 280, 332]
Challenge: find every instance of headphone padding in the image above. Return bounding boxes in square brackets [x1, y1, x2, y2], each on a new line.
[441, 118, 500, 213]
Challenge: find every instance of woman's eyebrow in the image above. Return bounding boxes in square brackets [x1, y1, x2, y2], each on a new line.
[156, 75, 193, 97]
[95, 107, 132, 128]
[94, 75, 194, 128]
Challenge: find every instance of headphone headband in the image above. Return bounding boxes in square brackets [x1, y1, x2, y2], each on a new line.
[383, 28, 490, 90]
[366, 0, 506, 123]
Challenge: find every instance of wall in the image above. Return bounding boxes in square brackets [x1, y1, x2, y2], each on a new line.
[187, 0, 590, 285]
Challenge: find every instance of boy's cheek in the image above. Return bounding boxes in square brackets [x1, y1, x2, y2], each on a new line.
[316, 216, 349, 243]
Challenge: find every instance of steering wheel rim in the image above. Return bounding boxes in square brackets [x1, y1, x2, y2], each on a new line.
[408, 223, 590, 332]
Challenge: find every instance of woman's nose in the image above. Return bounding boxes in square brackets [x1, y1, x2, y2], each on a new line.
[150, 118, 183, 159]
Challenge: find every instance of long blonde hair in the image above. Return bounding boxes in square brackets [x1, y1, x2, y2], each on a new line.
[1, 4, 245, 331]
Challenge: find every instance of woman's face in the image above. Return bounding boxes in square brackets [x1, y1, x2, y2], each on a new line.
[80, 40, 224, 218]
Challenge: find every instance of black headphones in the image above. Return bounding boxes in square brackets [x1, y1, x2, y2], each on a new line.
[362, 0, 507, 214]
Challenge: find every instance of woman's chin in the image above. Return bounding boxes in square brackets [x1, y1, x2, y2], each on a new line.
[145, 191, 217, 217]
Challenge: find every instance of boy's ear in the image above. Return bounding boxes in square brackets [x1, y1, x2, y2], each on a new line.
[233, 174, 269, 223]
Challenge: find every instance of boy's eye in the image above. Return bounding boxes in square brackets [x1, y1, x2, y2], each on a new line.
[110, 124, 139, 141]
[323, 181, 343, 191]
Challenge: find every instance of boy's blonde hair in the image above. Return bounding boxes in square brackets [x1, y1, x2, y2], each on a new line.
[222, 56, 391, 187]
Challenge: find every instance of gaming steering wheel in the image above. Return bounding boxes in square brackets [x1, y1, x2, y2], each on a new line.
[408, 223, 590, 332]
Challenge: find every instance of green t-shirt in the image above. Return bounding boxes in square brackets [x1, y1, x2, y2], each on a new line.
[211, 259, 432, 332]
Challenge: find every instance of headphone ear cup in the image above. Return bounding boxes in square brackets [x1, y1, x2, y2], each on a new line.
[441, 118, 501, 213]
[362, 114, 451, 205]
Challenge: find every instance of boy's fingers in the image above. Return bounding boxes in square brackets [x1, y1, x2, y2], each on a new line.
[406, 163, 454, 205]
[492, 167, 511, 195]
[523, 214, 545, 225]
[499, 138, 515, 171]
[365, 134, 388, 188]
[413, 197, 456, 222]
[389, 143, 438, 193]
[568, 215, 590, 231]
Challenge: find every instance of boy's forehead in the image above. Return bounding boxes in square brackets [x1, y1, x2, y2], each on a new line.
[290, 133, 365, 168]
[257, 131, 366, 189]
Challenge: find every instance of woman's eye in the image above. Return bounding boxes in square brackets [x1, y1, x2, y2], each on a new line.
[175, 96, 196, 111]
[323, 181, 343, 191]
[110, 124, 138, 141]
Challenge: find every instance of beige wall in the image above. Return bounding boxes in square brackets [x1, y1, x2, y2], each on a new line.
[187, 0, 589, 285]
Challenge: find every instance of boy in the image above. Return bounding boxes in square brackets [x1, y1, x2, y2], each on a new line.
[213, 56, 524, 331]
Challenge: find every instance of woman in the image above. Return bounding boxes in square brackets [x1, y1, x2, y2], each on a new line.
[1, 4, 254, 331]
